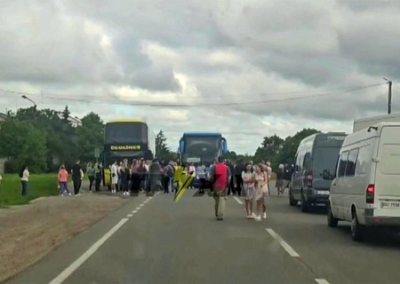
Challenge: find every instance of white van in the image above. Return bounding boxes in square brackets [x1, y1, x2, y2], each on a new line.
[327, 122, 400, 241]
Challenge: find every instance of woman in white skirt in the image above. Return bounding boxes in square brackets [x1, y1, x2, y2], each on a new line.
[241, 163, 256, 218]
[254, 165, 269, 221]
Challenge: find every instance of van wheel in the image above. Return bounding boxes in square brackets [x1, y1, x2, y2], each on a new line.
[351, 212, 364, 242]
[300, 193, 309, 212]
[289, 189, 297, 206]
[327, 205, 338, 228]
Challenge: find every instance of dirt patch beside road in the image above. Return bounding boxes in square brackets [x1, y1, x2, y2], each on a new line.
[0, 193, 128, 283]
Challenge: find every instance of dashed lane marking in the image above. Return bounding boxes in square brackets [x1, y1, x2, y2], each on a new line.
[265, 228, 300, 257]
[49, 195, 156, 284]
[49, 218, 129, 284]
[315, 279, 330, 284]
[233, 196, 243, 205]
[252, 213, 261, 221]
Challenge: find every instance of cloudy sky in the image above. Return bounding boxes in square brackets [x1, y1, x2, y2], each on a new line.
[0, 0, 398, 154]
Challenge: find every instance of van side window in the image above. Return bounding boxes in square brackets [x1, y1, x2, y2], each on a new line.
[355, 145, 370, 175]
[297, 153, 304, 171]
[338, 151, 349, 177]
[303, 152, 312, 169]
[345, 148, 359, 177]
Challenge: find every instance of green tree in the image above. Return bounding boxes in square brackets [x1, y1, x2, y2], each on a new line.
[155, 130, 172, 161]
[0, 118, 47, 173]
[277, 128, 320, 166]
[76, 112, 104, 163]
[254, 134, 284, 165]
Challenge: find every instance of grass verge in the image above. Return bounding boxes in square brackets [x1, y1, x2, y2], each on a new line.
[0, 174, 58, 207]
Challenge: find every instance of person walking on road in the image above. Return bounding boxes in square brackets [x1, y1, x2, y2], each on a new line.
[58, 165, 71, 196]
[120, 159, 130, 196]
[266, 161, 272, 196]
[19, 164, 29, 196]
[234, 159, 245, 196]
[71, 159, 82, 196]
[276, 164, 284, 196]
[86, 162, 95, 192]
[242, 163, 256, 218]
[254, 165, 268, 221]
[111, 161, 119, 194]
[209, 156, 231, 221]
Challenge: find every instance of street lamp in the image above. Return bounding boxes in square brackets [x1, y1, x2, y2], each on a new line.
[21, 95, 37, 109]
[21, 95, 37, 120]
[383, 78, 393, 114]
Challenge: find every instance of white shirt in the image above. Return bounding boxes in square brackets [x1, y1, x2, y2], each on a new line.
[111, 164, 118, 176]
[21, 169, 29, 181]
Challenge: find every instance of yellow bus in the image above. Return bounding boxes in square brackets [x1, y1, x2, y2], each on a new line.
[102, 118, 155, 190]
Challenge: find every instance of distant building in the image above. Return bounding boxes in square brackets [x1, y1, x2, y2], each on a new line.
[0, 112, 6, 122]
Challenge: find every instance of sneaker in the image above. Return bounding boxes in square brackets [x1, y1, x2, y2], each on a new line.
[255, 215, 261, 221]
[263, 212, 267, 219]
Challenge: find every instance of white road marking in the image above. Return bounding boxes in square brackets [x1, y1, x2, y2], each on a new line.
[233, 196, 243, 205]
[139, 204, 145, 207]
[49, 218, 129, 284]
[252, 213, 261, 221]
[315, 279, 330, 284]
[127, 214, 133, 217]
[135, 207, 141, 210]
[132, 210, 138, 214]
[265, 228, 300, 257]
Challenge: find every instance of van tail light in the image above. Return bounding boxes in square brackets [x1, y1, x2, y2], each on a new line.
[306, 171, 313, 187]
[366, 184, 375, 204]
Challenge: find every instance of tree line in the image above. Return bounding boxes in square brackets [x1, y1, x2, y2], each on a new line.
[0, 105, 319, 173]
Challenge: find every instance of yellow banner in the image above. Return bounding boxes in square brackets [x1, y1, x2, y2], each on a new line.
[173, 166, 195, 203]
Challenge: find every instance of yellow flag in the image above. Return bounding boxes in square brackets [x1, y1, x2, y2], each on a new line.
[173, 166, 195, 203]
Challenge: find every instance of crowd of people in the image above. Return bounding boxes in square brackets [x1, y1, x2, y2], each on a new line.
[17, 156, 295, 223]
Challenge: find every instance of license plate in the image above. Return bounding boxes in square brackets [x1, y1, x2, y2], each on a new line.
[317, 190, 329, 195]
[381, 200, 400, 209]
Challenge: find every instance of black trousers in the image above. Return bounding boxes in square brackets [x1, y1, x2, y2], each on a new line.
[73, 178, 82, 195]
[235, 175, 243, 196]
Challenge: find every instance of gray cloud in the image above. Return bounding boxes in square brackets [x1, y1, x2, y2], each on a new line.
[1, 0, 400, 153]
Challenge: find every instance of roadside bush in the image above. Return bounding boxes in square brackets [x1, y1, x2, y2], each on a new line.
[0, 174, 58, 207]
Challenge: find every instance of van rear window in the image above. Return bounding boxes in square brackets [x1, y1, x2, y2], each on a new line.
[379, 144, 400, 175]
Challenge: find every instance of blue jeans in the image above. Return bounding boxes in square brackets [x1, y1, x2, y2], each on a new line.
[21, 181, 28, 196]
[59, 182, 70, 194]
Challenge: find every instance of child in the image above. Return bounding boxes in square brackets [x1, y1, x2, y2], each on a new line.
[58, 165, 71, 196]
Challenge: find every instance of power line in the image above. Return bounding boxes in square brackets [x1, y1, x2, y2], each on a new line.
[0, 83, 384, 107]
[0, 84, 384, 99]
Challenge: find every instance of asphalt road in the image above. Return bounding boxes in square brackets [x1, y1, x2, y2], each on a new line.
[7, 188, 400, 284]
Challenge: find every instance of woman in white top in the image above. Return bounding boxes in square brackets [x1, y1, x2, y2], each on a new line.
[111, 161, 119, 194]
[241, 163, 256, 219]
[254, 165, 268, 221]
[19, 165, 30, 196]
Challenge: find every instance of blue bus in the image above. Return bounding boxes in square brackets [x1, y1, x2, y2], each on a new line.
[178, 132, 228, 166]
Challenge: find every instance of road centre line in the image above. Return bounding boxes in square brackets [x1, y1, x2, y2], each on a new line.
[49, 196, 155, 284]
[233, 196, 243, 205]
[265, 228, 300, 257]
[315, 279, 330, 284]
[48, 218, 129, 284]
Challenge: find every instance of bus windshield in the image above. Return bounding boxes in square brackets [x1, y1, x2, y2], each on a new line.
[182, 136, 221, 164]
[105, 123, 147, 144]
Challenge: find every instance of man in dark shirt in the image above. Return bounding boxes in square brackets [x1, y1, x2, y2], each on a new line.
[71, 159, 82, 196]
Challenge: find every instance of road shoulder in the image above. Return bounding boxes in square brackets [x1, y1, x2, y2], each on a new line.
[0, 191, 131, 283]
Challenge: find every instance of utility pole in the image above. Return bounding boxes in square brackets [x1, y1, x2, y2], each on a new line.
[384, 78, 393, 114]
